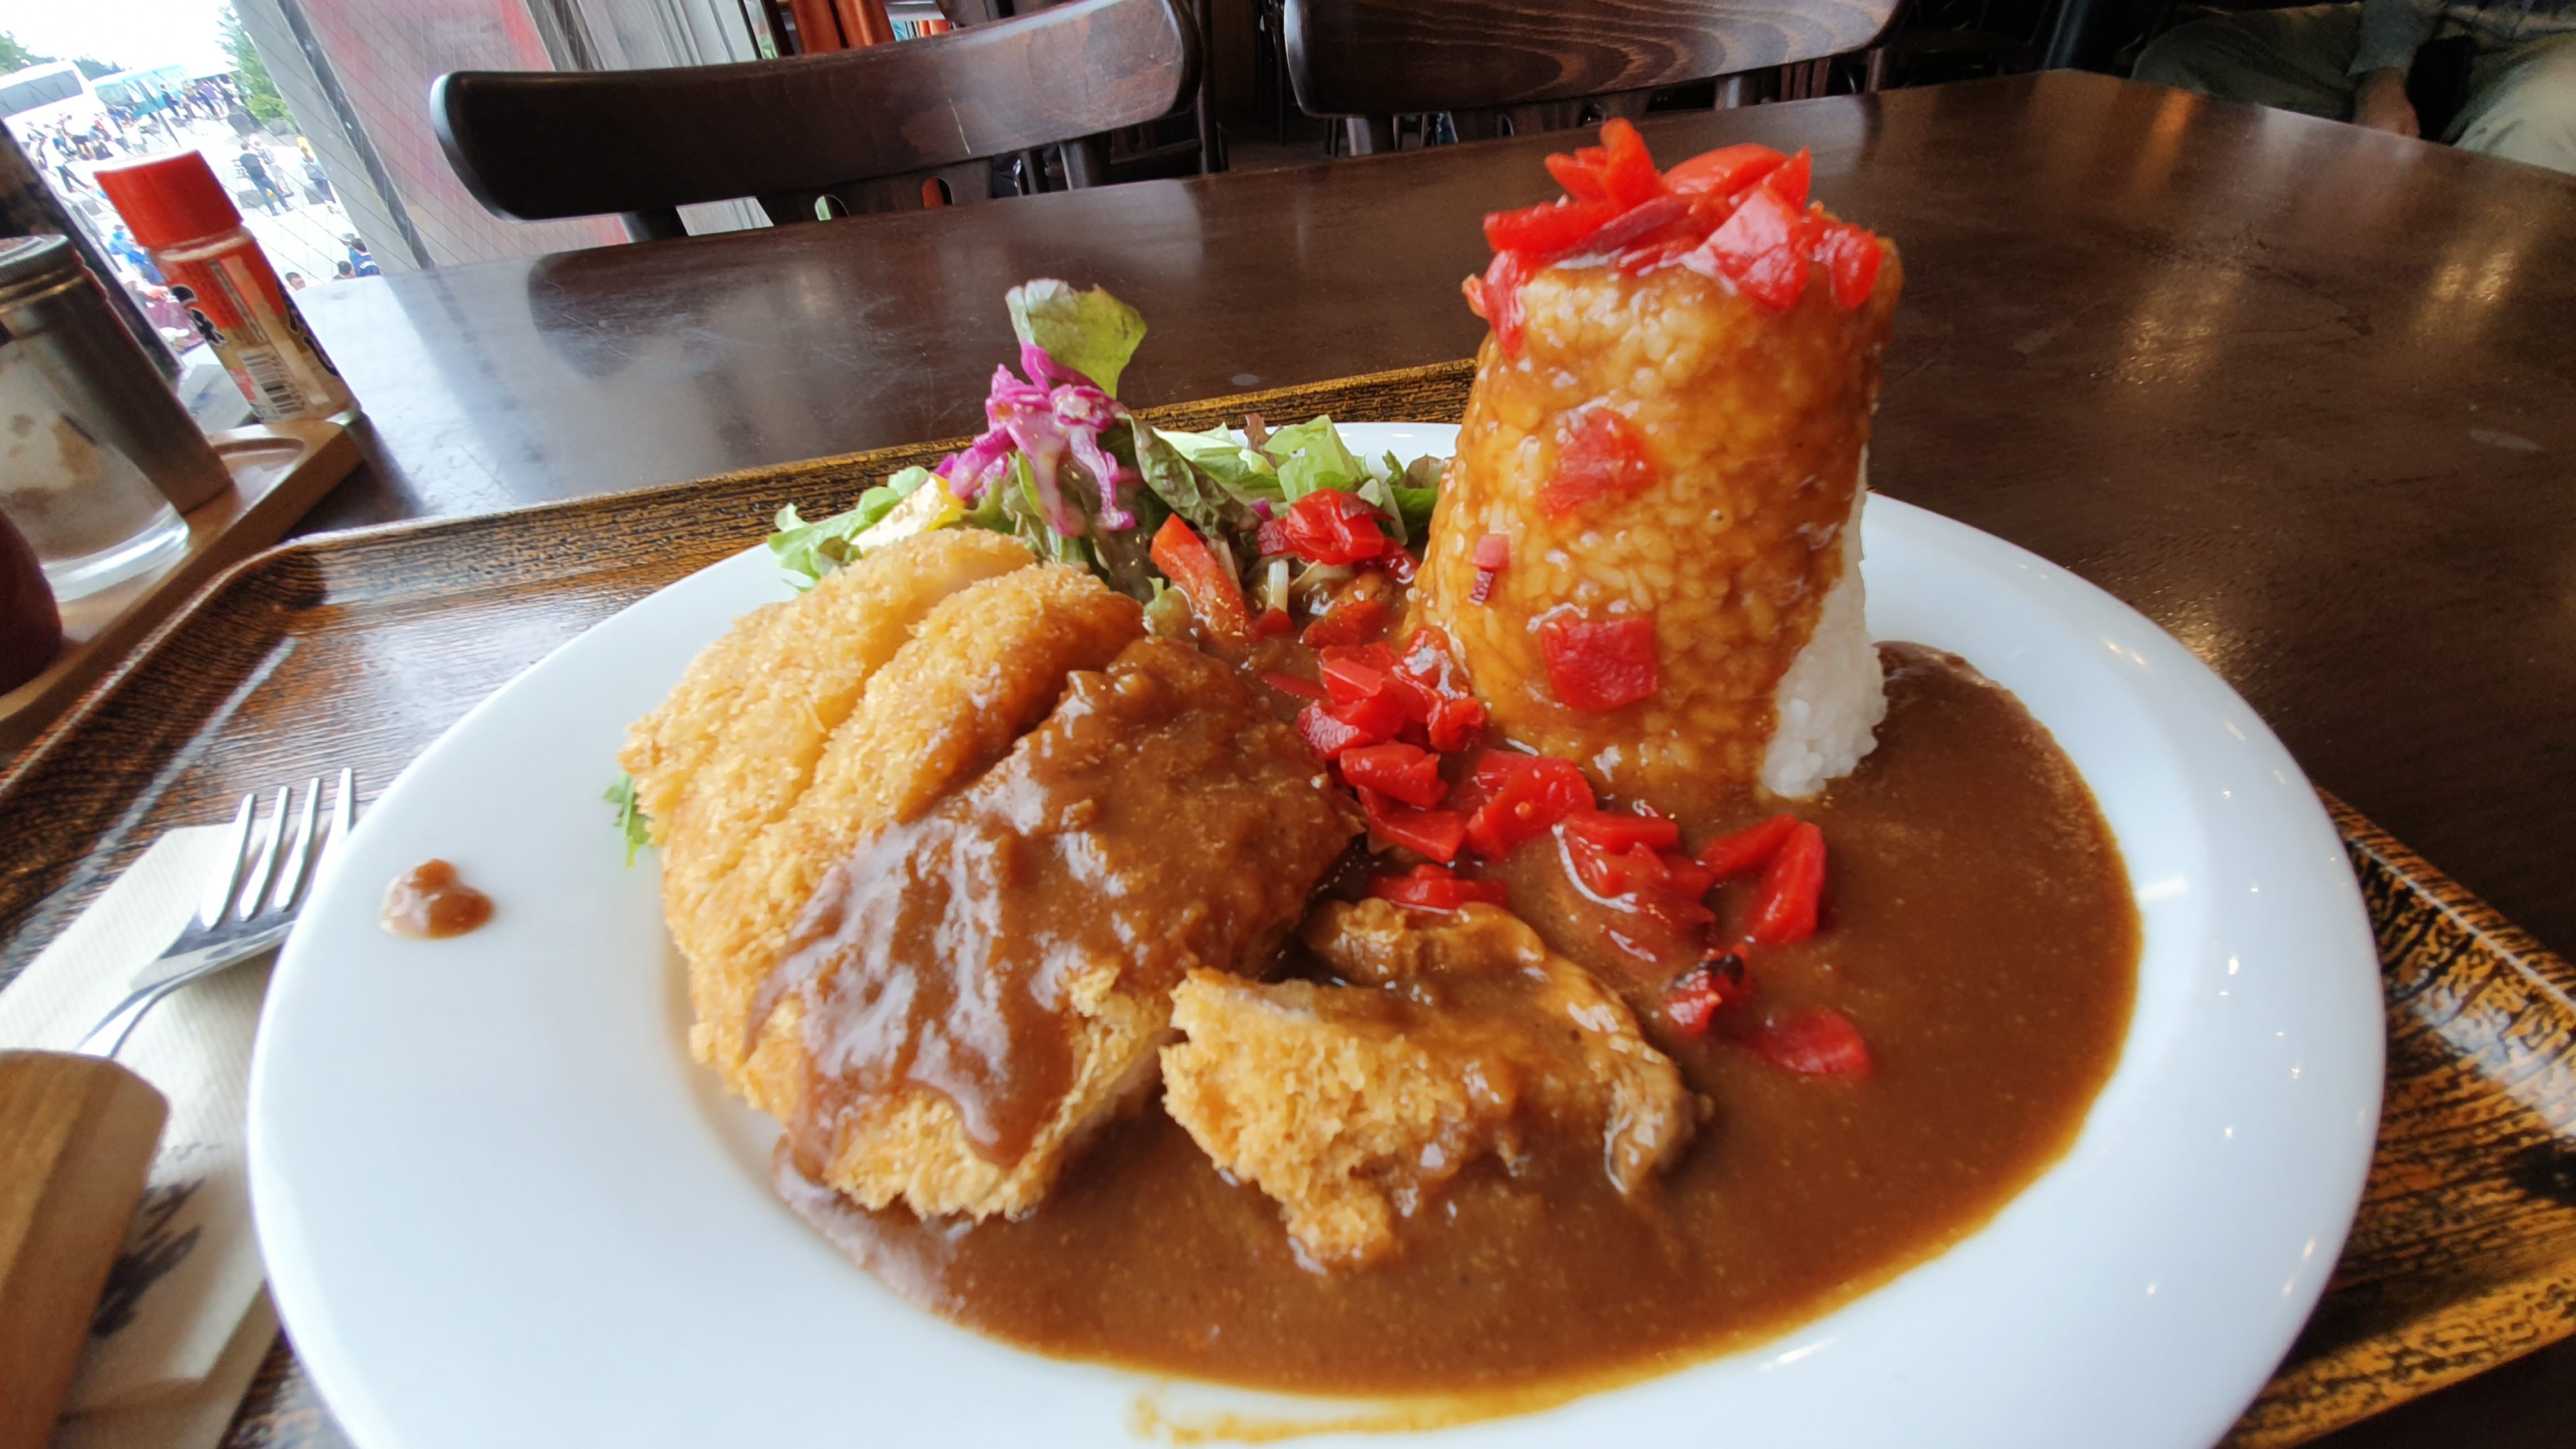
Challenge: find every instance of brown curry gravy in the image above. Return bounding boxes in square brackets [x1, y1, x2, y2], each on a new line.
[778, 643, 2137, 1397]
[379, 859, 492, 938]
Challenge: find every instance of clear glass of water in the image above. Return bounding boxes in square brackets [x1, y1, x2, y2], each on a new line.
[0, 344, 188, 600]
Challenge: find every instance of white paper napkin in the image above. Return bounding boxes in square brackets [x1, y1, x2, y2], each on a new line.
[0, 826, 273, 1438]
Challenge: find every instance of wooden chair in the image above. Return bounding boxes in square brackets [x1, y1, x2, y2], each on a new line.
[1283, 0, 1903, 153]
[433, 0, 1198, 242]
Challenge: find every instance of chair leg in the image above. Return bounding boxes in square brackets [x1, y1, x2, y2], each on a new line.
[1063, 135, 1110, 188]
[1342, 116, 1395, 155]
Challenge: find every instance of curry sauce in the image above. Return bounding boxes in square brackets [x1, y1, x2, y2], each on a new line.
[774, 643, 2138, 1396]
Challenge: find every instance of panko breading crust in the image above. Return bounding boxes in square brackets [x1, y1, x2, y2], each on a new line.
[620, 533, 1146, 1217]
[1161, 900, 1696, 1268]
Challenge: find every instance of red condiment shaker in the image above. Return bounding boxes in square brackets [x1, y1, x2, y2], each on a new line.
[0, 505, 61, 694]
[93, 153, 353, 424]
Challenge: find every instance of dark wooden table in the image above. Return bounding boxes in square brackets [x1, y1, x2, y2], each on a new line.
[235, 68, 2573, 1446]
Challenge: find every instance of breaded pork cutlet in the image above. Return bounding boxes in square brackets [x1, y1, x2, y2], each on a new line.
[761, 638, 1357, 1220]
[621, 536, 1144, 1096]
[1161, 900, 1696, 1268]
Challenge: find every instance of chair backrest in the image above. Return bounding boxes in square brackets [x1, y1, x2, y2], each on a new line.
[434, 0, 1197, 240]
[1284, 0, 1898, 142]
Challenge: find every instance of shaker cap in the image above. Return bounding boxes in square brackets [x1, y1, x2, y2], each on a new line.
[95, 153, 244, 249]
[0, 235, 76, 293]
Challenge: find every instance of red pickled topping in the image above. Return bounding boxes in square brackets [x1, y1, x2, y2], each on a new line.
[1147, 515, 1250, 638]
[1301, 592, 1390, 648]
[1255, 516, 1292, 555]
[1294, 701, 1373, 758]
[1744, 1006, 1871, 1077]
[1259, 669, 1326, 702]
[1763, 148, 1813, 208]
[1540, 408, 1657, 518]
[1483, 197, 1623, 259]
[1281, 489, 1390, 566]
[1538, 613, 1660, 712]
[1371, 862, 1507, 911]
[1699, 183, 1814, 312]
[1251, 606, 1295, 638]
[1820, 221, 1883, 309]
[1664, 954, 1752, 1038]
[1545, 150, 1611, 203]
[1697, 812, 1802, 878]
[1663, 142, 1787, 199]
[1358, 790, 1469, 863]
[1471, 533, 1511, 571]
[1584, 194, 1690, 256]
[1481, 249, 1532, 356]
[1340, 741, 1448, 808]
[1426, 694, 1486, 753]
[1746, 820, 1828, 945]
[1562, 808, 1682, 854]
[1461, 751, 1594, 858]
[1592, 118, 1664, 209]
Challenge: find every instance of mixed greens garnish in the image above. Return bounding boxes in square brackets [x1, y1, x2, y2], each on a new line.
[766, 280, 1445, 606]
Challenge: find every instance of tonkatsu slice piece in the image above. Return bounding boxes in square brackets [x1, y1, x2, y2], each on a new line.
[1161, 899, 1696, 1268]
[764, 638, 1360, 1220]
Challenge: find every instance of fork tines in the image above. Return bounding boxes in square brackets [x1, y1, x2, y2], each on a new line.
[199, 768, 355, 930]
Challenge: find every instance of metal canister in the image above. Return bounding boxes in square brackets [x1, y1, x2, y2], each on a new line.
[0, 236, 229, 513]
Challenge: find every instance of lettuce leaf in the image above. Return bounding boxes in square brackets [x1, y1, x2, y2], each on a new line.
[1157, 426, 1279, 498]
[604, 774, 650, 866]
[1007, 279, 1147, 398]
[766, 467, 941, 587]
[1261, 415, 1366, 502]
[1130, 419, 1248, 542]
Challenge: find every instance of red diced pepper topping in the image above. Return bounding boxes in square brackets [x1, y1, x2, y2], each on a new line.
[1255, 515, 1291, 556]
[1744, 1006, 1871, 1077]
[1664, 953, 1752, 1038]
[1483, 197, 1622, 259]
[1295, 701, 1372, 758]
[1664, 142, 1787, 199]
[1545, 150, 1611, 203]
[1697, 812, 1801, 878]
[1584, 194, 1690, 256]
[1281, 490, 1390, 567]
[1330, 686, 1407, 743]
[1252, 606, 1294, 638]
[1471, 533, 1511, 571]
[1478, 249, 1533, 356]
[1593, 118, 1665, 210]
[1699, 182, 1814, 312]
[1540, 408, 1657, 519]
[1462, 751, 1595, 858]
[1260, 670, 1326, 702]
[1340, 741, 1448, 808]
[1427, 695, 1487, 753]
[1565, 831, 1671, 898]
[1818, 220, 1882, 310]
[1148, 516, 1251, 638]
[1370, 862, 1508, 912]
[1746, 820, 1827, 945]
[1302, 593, 1391, 649]
[1538, 613, 1659, 711]
[1562, 808, 1682, 854]
[1358, 790, 1469, 863]
[1763, 148, 1813, 208]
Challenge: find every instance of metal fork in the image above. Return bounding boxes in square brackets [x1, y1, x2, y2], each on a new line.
[78, 769, 356, 1057]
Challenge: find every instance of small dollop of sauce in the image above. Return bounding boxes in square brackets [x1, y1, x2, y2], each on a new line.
[380, 859, 493, 939]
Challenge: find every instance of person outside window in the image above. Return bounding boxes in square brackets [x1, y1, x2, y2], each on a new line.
[238, 144, 289, 215]
[342, 234, 379, 277]
[2135, 0, 2576, 172]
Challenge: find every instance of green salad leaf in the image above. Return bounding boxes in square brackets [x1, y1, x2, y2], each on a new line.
[1262, 415, 1366, 502]
[1156, 426, 1280, 499]
[1006, 279, 1148, 398]
[604, 773, 650, 866]
[1130, 419, 1251, 542]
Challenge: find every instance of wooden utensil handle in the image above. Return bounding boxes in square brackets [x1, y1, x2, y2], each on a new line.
[0, 1050, 167, 1449]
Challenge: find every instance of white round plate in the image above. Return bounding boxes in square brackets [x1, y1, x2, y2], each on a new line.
[250, 423, 2382, 1449]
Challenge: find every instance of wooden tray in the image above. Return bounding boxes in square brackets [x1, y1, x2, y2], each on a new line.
[0, 363, 2566, 1449]
[0, 418, 361, 753]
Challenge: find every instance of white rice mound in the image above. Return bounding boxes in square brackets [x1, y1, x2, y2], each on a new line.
[1759, 474, 1885, 799]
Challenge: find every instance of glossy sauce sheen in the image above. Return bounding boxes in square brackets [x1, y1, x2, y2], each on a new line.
[378, 859, 491, 938]
[760, 638, 1352, 1169]
[776, 644, 2138, 1395]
